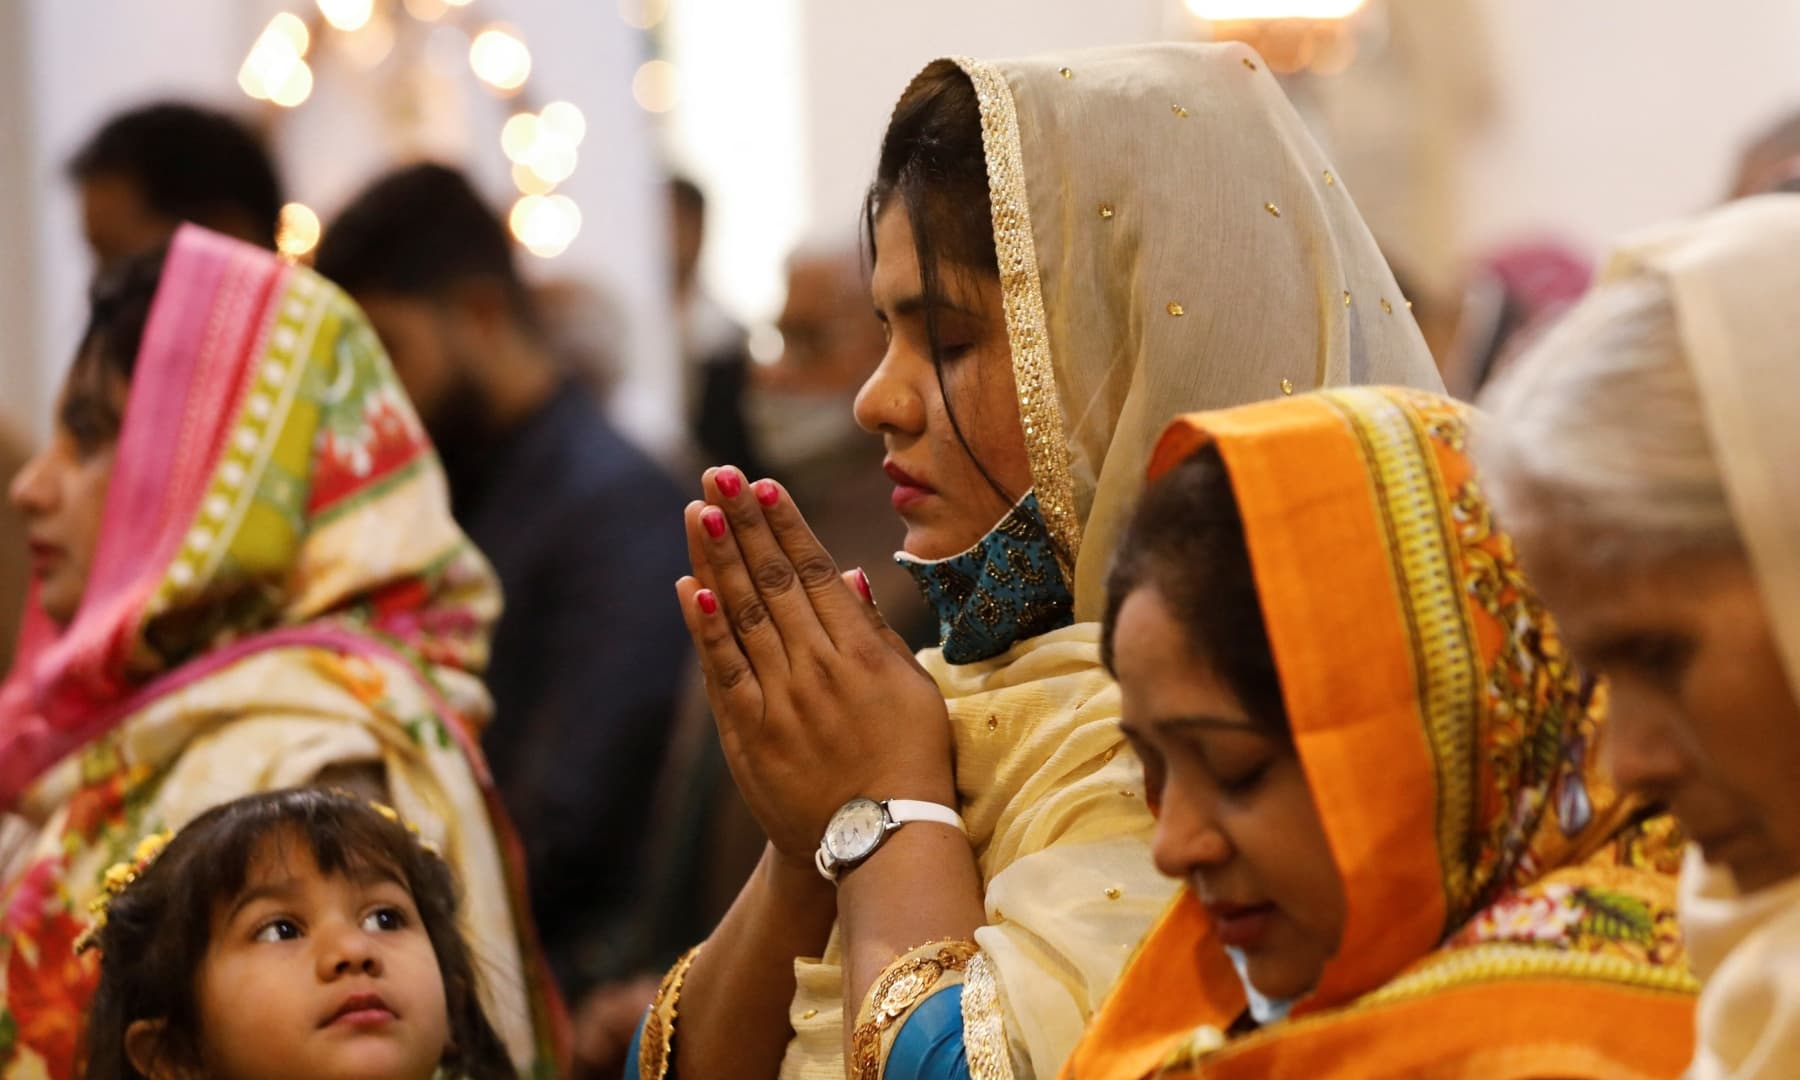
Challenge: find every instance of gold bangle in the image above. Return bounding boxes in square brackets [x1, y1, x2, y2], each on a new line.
[850, 939, 979, 1080]
[638, 945, 701, 1080]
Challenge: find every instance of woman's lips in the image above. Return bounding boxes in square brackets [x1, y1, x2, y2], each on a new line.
[1207, 902, 1278, 949]
[884, 461, 935, 512]
[26, 541, 61, 576]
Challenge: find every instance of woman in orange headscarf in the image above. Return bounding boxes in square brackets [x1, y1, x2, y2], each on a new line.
[1070, 387, 1696, 1078]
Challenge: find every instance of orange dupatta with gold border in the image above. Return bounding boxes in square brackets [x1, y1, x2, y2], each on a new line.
[1063, 388, 1696, 1080]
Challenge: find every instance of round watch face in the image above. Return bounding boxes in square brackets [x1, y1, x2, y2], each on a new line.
[824, 799, 887, 863]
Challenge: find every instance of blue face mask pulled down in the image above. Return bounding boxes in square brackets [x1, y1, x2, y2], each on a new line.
[896, 490, 1074, 665]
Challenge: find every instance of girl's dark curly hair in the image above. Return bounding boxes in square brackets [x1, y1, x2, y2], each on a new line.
[81, 787, 515, 1080]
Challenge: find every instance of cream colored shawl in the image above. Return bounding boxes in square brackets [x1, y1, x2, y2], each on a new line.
[1600, 194, 1800, 706]
[1600, 194, 1800, 1080]
[781, 43, 1442, 1080]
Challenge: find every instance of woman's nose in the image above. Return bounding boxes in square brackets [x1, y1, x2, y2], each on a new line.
[8, 450, 57, 517]
[1602, 690, 1697, 801]
[1150, 781, 1233, 880]
[853, 345, 926, 437]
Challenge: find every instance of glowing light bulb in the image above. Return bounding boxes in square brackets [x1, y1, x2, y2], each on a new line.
[631, 59, 679, 113]
[512, 162, 557, 196]
[618, 0, 669, 30]
[270, 12, 311, 54]
[470, 25, 532, 92]
[527, 134, 578, 185]
[539, 101, 586, 145]
[277, 203, 322, 258]
[269, 60, 315, 107]
[501, 113, 541, 163]
[1185, 0, 1367, 17]
[239, 14, 313, 103]
[510, 194, 582, 258]
[316, 0, 372, 31]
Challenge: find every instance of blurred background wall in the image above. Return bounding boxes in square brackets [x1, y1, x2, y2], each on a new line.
[4, 0, 1800, 443]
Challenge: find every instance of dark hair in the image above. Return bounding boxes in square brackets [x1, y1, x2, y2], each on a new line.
[865, 64, 1050, 543]
[68, 102, 283, 248]
[314, 163, 537, 328]
[1102, 444, 1288, 735]
[81, 788, 515, 1080]
[61, 247, 167, 449]
[668, 175, 706, 221]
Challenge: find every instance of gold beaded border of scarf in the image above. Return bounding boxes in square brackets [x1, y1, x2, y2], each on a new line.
[950, 56, 1081, 580]
[960, 950, 1017, 1080]
[1324, 387, 1482, 913]
[638, 945, 701, 1080]
[851, 939, 979, 1080]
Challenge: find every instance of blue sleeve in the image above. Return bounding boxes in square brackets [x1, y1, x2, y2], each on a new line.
[624, 1009, 657, 1079]
[885, 985, 973, 1080]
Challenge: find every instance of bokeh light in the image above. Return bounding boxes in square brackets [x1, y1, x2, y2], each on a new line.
[631, 59, 680, 113]
[470, 25, 532, 92]
[316, 0, 373, 32]
[510, 194, 582, 258]
[277, 202, 322, 258]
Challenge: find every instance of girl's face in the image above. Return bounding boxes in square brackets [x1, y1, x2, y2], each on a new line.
[8, 357, 128, 627]
[1112, 586, 1346, 1003]
[137, 836, 450, 1080]
[856, 204, 1035, 560]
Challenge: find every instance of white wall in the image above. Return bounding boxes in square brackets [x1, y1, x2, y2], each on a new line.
[2, 0, 674, 449]
[1465, 0, 1800, 260]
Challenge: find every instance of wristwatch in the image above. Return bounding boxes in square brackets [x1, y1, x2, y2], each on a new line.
[815, 797, 966, 882]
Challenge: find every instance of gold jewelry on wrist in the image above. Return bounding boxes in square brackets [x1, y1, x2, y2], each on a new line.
[850, 939, 979, 1080]
[638, 945, 701, 1080]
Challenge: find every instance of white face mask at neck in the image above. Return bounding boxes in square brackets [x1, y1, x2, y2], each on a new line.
[1226, 946, 1296, 1026]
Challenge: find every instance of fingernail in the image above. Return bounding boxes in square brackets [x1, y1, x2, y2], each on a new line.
[754, 479, 780, 507]
[697, 589, 718, 615]
[716, 468, 742, 499]
[701, 507, 726, 539]
[854, 568, 874, 604]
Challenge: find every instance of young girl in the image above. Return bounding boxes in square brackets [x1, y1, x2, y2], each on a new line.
[80, 788, 516, 1080]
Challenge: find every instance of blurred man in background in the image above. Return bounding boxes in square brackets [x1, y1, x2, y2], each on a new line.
[316, 163, 691, 998]
[68, 101, 282, 271]
[669, 176, 764, 477]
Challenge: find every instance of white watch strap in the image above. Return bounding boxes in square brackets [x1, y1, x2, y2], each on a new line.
[884, 798, 966, 834]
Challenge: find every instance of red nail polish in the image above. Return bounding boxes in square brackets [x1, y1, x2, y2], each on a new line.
[854, 568, 874, 603]
[701, 508, 726, 538]
[716, 469, 742, 498]
[754, 479, 779, 507]
[697, 590, 718, 615]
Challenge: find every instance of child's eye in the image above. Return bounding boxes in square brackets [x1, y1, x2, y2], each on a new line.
[253, 918, 303, 943]
[361, 906, 408, 933]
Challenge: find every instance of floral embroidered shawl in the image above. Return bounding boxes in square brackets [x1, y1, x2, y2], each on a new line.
[0, 226, 564, 1078]
[1063, 389, 1696, 1080]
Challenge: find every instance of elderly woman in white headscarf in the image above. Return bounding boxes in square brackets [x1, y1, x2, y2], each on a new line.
[631, 43, 1441, 1080]
[1476, 193, 1800, 1080]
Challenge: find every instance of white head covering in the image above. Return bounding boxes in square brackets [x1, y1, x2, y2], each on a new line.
[1597, 194, 1800, 699]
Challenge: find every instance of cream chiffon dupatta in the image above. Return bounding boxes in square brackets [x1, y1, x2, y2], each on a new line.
[1598, 194, 1800, 1080]
[780, 44, 1441, 1079]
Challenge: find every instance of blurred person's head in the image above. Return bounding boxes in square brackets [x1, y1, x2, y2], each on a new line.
[1729, 108, 1800, 200]
[1477, 198, 1800, 894]
[68, 102, 282, 272]
[315, 164, 556, 445]
[668, 176, 706, 299]
[744, 243, 885, 472]
[536, 278, 627, 404]
[9, 248, 162, 627]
